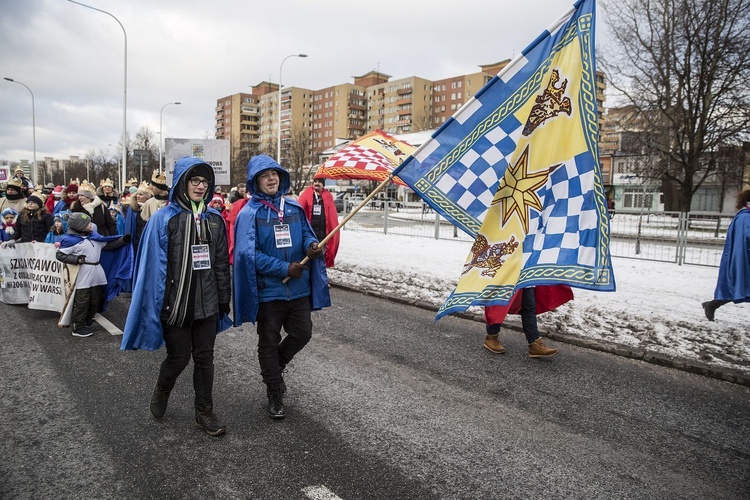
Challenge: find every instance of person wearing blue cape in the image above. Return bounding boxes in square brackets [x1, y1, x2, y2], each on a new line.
[121, 157, 231, 437]
[702, 189, 750, 321]
[233, 155, 330, 420]
[55, 212, 132, 337]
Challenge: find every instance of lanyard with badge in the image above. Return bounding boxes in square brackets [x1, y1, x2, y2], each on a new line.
[312, 192, 322, 216]
[261, 197, 292, 248]
[191, 200, 211, 270]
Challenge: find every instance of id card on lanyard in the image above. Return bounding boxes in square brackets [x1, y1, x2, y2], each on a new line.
[262, 197, 292, 249]
[191, 211, 211, 269]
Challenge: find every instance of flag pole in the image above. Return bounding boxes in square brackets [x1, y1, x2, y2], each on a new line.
[282, 175, 393, 283]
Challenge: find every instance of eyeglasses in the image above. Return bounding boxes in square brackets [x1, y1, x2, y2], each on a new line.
[189, 177, 210, 187]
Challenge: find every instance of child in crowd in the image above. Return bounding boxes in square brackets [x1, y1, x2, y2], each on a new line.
[109, 205, 125, 236]
[55, 212, 130, 337]
[1, 208, 18, 242]
[45, 211, 69, 246]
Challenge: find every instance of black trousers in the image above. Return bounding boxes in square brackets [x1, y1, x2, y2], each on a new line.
[73, 285, 102, 327]
[158, 315, 217, 408]
[256, 297, 312, 388]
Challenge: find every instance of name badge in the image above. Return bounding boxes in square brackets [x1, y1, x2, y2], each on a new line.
[191, 244, 211, 270]
[274, 224, 292, 248]
[313, 205, 322, 216]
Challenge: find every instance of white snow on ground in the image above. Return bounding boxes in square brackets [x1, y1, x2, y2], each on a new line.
[327, 226, 749, 375]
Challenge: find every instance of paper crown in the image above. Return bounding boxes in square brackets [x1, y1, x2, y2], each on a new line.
[125, 177, 138, 188]
[151, 170, 168, 187]
[69, 178, 80, 186]
[100, 178, 114, 188]
[78, 180, 97, 197]
[138, 180, 151, 191]
[6, 178, 23, 189]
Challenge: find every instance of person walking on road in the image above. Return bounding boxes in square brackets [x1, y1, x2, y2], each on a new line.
[702, 189, 750, 321]
[233, 155, 330, 420]
[121, 157, 232, 437]
[483, 285, 572, 357]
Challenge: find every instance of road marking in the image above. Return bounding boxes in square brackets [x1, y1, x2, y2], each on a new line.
[302, 485, 343, 500]
[94, 313, 122, 336]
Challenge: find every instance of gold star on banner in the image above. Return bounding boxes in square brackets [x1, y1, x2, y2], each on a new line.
[491, 145, 555, 234]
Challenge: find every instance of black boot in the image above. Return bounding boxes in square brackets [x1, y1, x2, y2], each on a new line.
[195, 405, 226, 436]
[702, 301, 717, 321]
[267, 385, 285, 420]
[149, 384, 171, 419]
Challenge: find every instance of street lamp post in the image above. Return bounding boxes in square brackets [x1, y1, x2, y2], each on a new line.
[67, 0, 127, 192]
[4, 77, 37, 186]
[277, 54, 307, 164]
[159, 101, 181, 174]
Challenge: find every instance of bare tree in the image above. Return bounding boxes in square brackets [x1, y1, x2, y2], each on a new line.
[602, 0, 750, 212]
[285, 125, 314, 195]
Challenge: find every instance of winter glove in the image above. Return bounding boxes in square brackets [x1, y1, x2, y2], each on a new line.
[121, 233, 132, 244]
[1, 240, 15, 249]
[287, 261, 307, 279]
[76, 255, 86, 265]
[219, 303, 231, 316]
[306, 242, 324, 260]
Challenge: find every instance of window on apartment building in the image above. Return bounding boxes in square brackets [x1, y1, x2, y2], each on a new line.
[442, 84, 446, 91]
[451, 93, 456, 100]
[457, 92, 461, 99]
[451, 103, 458, 110]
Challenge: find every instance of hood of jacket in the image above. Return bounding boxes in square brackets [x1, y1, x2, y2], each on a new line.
[246, 155, 290, 202]
[170, 156, 215, 209]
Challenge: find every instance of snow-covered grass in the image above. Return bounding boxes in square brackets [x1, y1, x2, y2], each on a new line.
[328, 227, 748, 376]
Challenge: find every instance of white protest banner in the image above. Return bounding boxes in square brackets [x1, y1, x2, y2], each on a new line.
[0, 243, 32, 304]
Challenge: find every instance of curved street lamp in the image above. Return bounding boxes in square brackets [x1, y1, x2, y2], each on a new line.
[159, 102, 182, 174]
[277, 54, 308, 164]
[4, 77, 37, 186]
[67, 0, 127, 192]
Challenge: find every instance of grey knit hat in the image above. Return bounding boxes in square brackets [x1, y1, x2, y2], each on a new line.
[64, 212, 92, 233]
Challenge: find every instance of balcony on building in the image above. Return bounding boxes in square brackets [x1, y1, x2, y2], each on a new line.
[396, 87, 412, 96]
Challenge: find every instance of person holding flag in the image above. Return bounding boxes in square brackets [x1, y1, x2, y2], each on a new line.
[233, 155, 329, 420]
[298, 174, 340, 268]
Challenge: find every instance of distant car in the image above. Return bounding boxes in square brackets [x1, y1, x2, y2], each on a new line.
[373, 197, 403, 210]
[334, 193, 346, 213]
[345, 195, 367, 210]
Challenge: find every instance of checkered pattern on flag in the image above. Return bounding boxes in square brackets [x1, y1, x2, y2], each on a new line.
[316, 130, 413, 186]
[393, 0, 615, 319]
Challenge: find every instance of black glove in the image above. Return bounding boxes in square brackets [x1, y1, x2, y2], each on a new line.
[121, 233, 132, 244]
[287, 261, 306, 278]
[76, 255, 86, 265]
[219, 303, 231, 315]
[307, 242, 324, 260]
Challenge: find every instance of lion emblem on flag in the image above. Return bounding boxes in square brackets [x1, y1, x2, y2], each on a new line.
[462, 234, 519, 278]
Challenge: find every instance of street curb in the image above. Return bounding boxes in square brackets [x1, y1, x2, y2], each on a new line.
[330, 282, 750, 388]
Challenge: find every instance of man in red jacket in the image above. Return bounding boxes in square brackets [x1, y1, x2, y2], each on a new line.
[298, 175, 340, 268]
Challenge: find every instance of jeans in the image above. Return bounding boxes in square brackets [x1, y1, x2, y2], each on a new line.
[157, 314, 217, 407]
[256, 297, 312, 388]
[486, 287, 540, 344]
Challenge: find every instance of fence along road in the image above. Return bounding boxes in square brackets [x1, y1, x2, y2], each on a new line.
[342, 201, 731, 267]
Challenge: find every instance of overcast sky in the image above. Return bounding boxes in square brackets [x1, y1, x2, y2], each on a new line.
[0, 0, 612, 165]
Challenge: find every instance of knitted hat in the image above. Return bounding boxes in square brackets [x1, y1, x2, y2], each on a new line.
[211, 193, 224, 205]
[1, 207, 18, 218]
[64, 183, 79, 195]
[64, 212, 91, 233]
[26, 192, 45, 207]
[14, 167, 25, 175]
[129, 186, 138, 195]
[77, 181, 97, 200]
[52, 185, 63, 199]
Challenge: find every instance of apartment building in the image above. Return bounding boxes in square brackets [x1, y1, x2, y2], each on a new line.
[365, 75, 433, 137]
[257, 85, 313, 164]
[312, 82, 367, 152]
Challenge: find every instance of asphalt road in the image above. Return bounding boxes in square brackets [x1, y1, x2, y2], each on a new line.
[2, 288, 749, 499]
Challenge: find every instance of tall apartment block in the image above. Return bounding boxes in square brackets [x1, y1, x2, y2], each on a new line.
[216, 62, 607, 167]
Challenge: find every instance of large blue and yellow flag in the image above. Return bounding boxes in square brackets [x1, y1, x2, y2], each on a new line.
[393, 0, 615, 319]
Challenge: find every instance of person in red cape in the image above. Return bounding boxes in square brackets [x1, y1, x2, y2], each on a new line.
[483, 285, 572, 357]
[297, 175, 340, 268]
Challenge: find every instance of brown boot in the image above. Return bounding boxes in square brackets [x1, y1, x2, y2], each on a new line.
[528, 338, 558, 358]
[483, 334, 506, 354]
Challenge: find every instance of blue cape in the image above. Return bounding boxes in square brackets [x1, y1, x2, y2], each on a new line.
[120, 157, 231, 351]
[714, 207, 750, 303]
[233, 155, 330, 327]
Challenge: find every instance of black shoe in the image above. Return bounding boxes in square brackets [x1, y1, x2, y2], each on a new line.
[267, 386, 285, 420]
[72, 325, 94, 337]
[702, 301, 717, 321]
[85, 317, 95, 328]
[195, 405, 226, 436]
[149, 384, 171, 419]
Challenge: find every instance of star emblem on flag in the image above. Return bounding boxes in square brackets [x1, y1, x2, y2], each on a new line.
[492, 145, 555, 233]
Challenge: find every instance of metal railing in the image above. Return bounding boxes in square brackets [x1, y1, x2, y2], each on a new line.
[341, 202, 731, 267]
